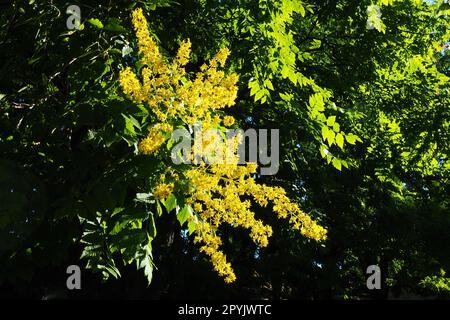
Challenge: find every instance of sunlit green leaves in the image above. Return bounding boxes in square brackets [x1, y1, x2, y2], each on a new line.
[332, 158, 342, 171]
[335, 133, 344, 150]
[345, 133, 361, 145]
[163, 194, 177, 213]
[366, 5, 386, 33]
[309, 93, 325, 113]
[87, 18, 104, 29]
[326, 116, 336, 127]
[135, 193, 155, 204]
[321, 125, 335, 147]
[2, 0, 450, 297]
[138, 250, 154, 286]
[177, 205, 193, 226]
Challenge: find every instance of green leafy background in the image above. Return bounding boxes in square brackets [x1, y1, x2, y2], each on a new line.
[0, 0, 449, 299]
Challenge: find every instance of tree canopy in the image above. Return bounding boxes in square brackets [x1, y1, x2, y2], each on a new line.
[0, 0, 449, 299]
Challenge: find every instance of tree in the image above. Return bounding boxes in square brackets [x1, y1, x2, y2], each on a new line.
[0, 0, 449, 299]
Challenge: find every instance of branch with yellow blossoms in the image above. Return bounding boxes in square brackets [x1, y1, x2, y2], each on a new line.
[118, 8, 327, 283]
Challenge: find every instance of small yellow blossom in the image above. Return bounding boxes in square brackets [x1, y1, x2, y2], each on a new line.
[138, 123, 173, 155]
[153, 182, 174, 200]
[119, 67, 145, 102]
[222, 115, 235, 127]
[132, 8, 163, 68]
[175, 39, 191, 66]
[193, 221, 236, 283]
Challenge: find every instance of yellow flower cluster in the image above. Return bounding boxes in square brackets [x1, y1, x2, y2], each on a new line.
[193, 221, 236, 283]
[119, 67, 146, 102]
[153, 182, 174, 200]
[131, 8, 164, 72]
[182, 155, 326, 281]
[222, 115, 235, 127]
[119, 8, 238, 126]
[186, 164, 274, 248]
[185, 158, 326, 243]
[138, 123, 173, 155]
[175, 39, 191, 66]
[245, 181, 327, 241]
[120, 8, 327, 283]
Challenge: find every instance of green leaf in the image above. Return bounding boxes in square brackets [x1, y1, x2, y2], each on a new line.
[333, 122, 340, 132]
[249, 80, 260, 96]
[327, 116, 336, 126]
[346, 133, 357, 145]
[279, 92, 292, 101]
[332, 158, 342, 171]
[188, 219, 197, 235]
[156, 200, 163, 216]
[135, 193, 154, 204]
[321, 126, 329, 141]
[177, 205, 192, 226]
[264, 79, 274, 91]
[341, 160, 350, 169]
[326, 129, 335, 146]
[122, 114, 137, 137]
[326, 155, 332, 164]
[87, 18, 104, 29]
[148, 213, 157, 239]
[137, 251, 154, 286]
[320, 146, 328, 158]
[254, 90, 265, 102]
[112, 229, 147, 249]
[98, 264, 121, 279]
[104, 18, 127, 33]
[336, 133, 344, 149]
[309, 93, 325, 111]
[163, 194, 177, 213]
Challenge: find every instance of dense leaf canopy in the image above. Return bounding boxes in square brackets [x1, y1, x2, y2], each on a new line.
[0, 0, 449, 299]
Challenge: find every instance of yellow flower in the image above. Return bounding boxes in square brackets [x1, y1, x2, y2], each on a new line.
[138, 123, 173, 155]
[193, 221, 236, 283]
[222, 115, 235, 127]
[210, 48, 231, 68]
[119, 67, 145, 102]
[132, 8, 163, 68]
[153, 182, 174, 200]
[175, 39, 191, 66]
